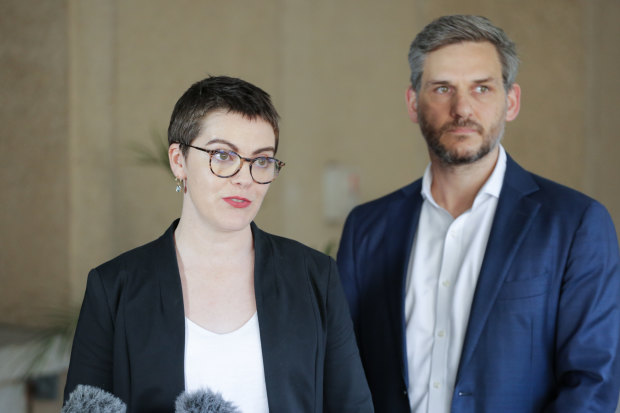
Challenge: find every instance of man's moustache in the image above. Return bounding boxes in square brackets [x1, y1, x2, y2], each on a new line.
[440, 119, 483, 134]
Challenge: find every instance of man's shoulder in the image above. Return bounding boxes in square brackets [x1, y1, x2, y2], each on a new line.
[349, 179, 422, 219]
[530, 173, 592, 201]
[506, 157, 611, 222]
[507, 158, 598, 207]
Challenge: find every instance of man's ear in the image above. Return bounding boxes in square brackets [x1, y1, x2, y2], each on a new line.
[505, 83, 521, 122]
[168, 143, 186, 179]
[405, 86, 419, 124]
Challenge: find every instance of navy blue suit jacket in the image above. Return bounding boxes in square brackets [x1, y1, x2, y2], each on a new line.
[65, 220, 373, 413]
[338, 155, 620, 412]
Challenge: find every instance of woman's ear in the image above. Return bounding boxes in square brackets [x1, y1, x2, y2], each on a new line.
[169, 143, 186, 179]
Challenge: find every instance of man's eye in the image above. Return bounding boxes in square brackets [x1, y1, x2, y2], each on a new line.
[475, 85, 490, 93]
[436, 86, 450, 94]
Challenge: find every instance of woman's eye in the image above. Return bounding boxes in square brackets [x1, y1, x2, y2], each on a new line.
[254, 157, 269, 168]
[214, 151, 230, 161]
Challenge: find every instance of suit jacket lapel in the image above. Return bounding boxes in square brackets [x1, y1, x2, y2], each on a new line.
[456, 156, 540, 380]
[384, 182, 424, 387]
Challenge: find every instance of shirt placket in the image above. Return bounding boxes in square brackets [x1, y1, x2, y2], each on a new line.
[428, 216, 463, 413]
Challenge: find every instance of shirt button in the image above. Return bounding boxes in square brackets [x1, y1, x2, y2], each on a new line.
[433, 381, 440, 389]
[437, 330, 445, 338]
[442, 280, 451, 287]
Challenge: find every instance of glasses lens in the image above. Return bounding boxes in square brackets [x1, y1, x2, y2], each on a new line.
[251, 157, 278, 183]
[210, 150, 240, 177]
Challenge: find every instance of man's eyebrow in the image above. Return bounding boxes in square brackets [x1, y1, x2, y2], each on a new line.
[425, 80, 451, 86]
[473, 77, 496, 84]
[425, 76, 498, 86]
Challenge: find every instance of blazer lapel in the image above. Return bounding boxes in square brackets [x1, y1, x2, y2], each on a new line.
[156, 221, 187, 399]
[456, 157, 540, 379]
[252, 223, 288, 411]
[384, 182, 424, 387]
[125, 220, 186, 408]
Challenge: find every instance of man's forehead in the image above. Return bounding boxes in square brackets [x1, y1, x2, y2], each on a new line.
[421, 41, 502, 82]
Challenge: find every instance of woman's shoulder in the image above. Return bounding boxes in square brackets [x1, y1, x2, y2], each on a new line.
[92, 221, 177, 283]
[252, 223, 337, 290]
[253, 223, 332, 265]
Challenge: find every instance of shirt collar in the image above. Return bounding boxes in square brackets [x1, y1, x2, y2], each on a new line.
[421, 144, 507, 207]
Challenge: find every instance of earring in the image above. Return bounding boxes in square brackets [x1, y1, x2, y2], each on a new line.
[175, 177, 183, 193]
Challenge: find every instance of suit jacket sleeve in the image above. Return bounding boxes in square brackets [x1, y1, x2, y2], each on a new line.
[545, 201, 620, 412]
[337, 210, 361, 330]
[64, 268, 116, 401]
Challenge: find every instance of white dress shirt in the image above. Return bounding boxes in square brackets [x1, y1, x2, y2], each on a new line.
[405, 146, 507, 413]
[184, 312, 269, 413]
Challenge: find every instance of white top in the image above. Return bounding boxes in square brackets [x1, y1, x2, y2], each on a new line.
[404, 146, 507, 413]
[184, 312, 269, 413]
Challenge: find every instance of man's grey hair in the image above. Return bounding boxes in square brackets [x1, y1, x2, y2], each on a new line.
[408, 15, 519, 92]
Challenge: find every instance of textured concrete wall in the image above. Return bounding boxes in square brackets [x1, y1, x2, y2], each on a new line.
[584, 0, 620, 234]
[1, 0, 70, 325]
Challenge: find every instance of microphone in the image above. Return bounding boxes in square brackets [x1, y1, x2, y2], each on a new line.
[175, 388, 241, 413]
[62, 384, 127, 413]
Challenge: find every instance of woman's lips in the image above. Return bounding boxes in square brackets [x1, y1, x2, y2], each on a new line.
[223, 197, 252, 208]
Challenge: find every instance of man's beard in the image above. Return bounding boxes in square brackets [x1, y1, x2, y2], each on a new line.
[418, 110, 505, 166]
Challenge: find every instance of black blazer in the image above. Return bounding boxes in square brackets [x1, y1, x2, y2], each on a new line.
[64, 220, 373, 413]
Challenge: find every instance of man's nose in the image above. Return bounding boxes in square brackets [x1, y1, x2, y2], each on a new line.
[450, 91, 474, 119]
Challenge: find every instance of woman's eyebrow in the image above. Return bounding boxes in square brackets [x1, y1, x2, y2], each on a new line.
[252, 146, 275, 156]
[205, 138, 238, 152]
[206, 138, 275, 156]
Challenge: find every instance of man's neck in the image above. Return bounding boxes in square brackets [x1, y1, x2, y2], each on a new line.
[429, 147, 500, 218]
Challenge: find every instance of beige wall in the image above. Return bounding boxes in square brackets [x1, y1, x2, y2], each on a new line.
[2, 0, 619, 326]
[584, 0, 620, 235]
[1, 0, 70, 325]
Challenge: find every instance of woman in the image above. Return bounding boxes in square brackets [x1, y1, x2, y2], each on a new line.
[63, 76, 373, 412]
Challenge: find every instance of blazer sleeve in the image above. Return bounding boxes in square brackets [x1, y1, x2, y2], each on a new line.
[336, 210, 361, 330]
[64, 268, 116, 403]
[323, 257, 374, 413]
[545, 201, 620, 412]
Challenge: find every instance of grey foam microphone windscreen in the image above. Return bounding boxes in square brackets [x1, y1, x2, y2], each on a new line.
[175, 388, 241, 413]
[61, 384, 126, 413]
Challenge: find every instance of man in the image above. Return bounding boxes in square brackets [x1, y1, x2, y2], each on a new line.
[338, 15, 620, 413]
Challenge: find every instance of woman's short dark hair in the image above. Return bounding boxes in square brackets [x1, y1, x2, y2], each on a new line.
[168, 76, 281, 155]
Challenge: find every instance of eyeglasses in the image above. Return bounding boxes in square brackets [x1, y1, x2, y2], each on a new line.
[179, 143, 285, 184]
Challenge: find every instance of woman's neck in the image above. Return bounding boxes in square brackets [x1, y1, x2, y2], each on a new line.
[174, 215, 254, 265]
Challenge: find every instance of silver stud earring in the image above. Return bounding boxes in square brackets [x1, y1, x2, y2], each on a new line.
[175, 177, 183, 193]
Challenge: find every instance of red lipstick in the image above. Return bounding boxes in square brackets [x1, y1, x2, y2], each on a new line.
[223, 197, 252, 208]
